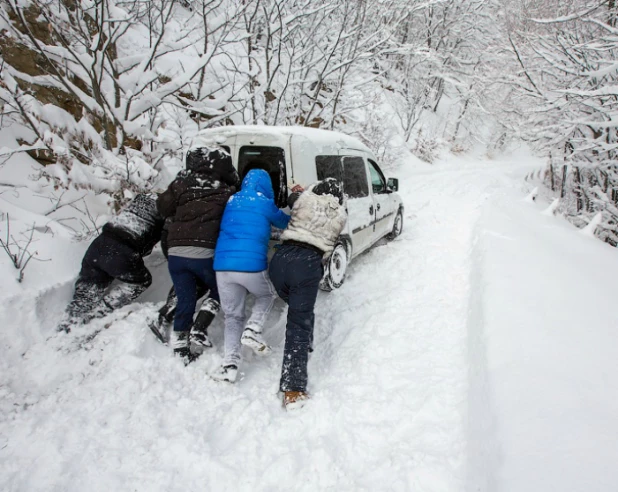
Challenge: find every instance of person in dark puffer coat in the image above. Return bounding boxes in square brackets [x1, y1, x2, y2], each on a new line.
[57, 193, 164, 333]
[157, 147, 239, 361]
[211, 169, 290, 382]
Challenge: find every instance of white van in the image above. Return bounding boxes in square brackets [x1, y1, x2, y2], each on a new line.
[191, 126, 404, 290]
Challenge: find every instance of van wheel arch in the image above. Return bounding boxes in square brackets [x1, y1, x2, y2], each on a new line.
[319, 236, 351, 292]
[386, 207, 404, 240]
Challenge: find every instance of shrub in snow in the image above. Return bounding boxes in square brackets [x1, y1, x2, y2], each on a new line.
[412, 134, 441, 164]
[0, 213, 43, 283]
[541, 161, 618, 246]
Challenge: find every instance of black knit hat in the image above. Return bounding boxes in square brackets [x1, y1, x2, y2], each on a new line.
[186, 147, 240, 187]
[312, 177, 344, 205]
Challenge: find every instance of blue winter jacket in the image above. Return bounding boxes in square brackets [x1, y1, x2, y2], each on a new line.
[214, 169, 290, 272]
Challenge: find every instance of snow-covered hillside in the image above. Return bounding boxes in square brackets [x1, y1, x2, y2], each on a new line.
[1, 149, 617, 491]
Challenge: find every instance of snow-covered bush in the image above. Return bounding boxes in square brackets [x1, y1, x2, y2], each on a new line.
[0, 212, 40, 282]
[412, 133, 441, 164]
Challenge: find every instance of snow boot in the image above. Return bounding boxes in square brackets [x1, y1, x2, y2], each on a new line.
[157, 287, 178, 327]
[283, 391, 309, 410]
[148, 314, 171, 344]
[190, 298, 220, 350]
[240, 323, 271, 355]
[211, 363, 238, 383]
[171, 330, 197, 364]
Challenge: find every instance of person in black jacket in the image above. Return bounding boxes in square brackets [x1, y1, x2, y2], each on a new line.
[157, 147, 239, 360]
[57, 193, 164, 333]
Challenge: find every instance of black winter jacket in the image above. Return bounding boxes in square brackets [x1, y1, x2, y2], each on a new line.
[102, 193, 164, 257]
[157, 148, 239, 249]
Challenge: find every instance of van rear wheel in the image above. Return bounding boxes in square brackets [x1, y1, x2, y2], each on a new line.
[319, 242, 348, 291]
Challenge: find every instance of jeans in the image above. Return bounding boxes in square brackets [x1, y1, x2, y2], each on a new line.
[269, 244, 323, 392]
[168, 255, 219, 332]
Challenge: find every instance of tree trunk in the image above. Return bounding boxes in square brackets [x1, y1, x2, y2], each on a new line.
[561, 165, 568, 199]
[573, 166, 583, 212]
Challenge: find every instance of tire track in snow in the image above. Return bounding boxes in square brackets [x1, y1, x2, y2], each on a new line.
[465, 207, 500, 492]
[300, 165, 504, 490]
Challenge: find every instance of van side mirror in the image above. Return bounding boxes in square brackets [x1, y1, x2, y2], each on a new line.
[387, 177, 399, 192]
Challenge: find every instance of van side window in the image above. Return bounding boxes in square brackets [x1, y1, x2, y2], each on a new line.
[342, 156, 369, 198]
[238, 146, 287, 208]
[316, 155, 368, 198]
[316, 155, 343, 182]
[367, 159, 386, 194]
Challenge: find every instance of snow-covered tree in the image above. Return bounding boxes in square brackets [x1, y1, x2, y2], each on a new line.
[506, 0, 618, 244]
[0, 0, 246, 196]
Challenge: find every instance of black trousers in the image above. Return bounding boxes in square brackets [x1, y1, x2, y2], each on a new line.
[269, 244, 323, 393]
[62, 233, 152, 329]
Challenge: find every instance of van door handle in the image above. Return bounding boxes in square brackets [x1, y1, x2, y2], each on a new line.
[377, 203, 381, 211]
[369, 205, 374, 215]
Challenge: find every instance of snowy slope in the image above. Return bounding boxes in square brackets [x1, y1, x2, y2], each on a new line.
[1, 149, 618, 491]
[471, 183, 618, 492]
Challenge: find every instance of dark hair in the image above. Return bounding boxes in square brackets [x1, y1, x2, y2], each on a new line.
[312, 177, 343, 205]
[186, 147, 239, 187]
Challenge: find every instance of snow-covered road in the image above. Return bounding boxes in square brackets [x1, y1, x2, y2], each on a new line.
[2, 152, 617, 491]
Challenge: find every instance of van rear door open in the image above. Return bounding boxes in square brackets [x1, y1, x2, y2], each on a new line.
[238, 146, 288, 208]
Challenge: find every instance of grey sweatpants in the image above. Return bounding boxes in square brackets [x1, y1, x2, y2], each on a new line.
[216, 270, 277, 365]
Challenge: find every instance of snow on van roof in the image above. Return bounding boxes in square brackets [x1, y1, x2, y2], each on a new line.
[189, 125, 372, 154]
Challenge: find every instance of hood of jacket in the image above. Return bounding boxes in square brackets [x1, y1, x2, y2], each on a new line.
[241, 169, 274, 200]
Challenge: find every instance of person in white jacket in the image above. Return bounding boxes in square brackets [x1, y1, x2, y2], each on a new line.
[268, 178, 347, 409]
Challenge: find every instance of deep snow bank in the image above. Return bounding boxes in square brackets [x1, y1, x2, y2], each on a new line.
[475, 186, 618, 491]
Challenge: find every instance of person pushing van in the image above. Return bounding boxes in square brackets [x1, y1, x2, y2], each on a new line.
[56, 193, 164, 333]
[157, 147, 239, 362]
[269, 178, 347, 409]
[211, 169, 291, 383]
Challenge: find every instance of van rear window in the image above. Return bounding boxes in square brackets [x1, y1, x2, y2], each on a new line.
[238, 146, 287, 208]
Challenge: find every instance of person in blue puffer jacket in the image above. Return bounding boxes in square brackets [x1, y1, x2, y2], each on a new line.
[212, 169, 290, 382]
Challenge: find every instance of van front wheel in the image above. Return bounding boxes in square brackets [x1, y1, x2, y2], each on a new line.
[387, 209, 403, 240]
[319, 242, 348, 291]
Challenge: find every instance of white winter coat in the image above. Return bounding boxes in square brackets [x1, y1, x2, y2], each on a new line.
[281, 190, 347, 255]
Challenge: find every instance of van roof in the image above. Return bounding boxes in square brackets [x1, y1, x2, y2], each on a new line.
[190, 125, 373, 154]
